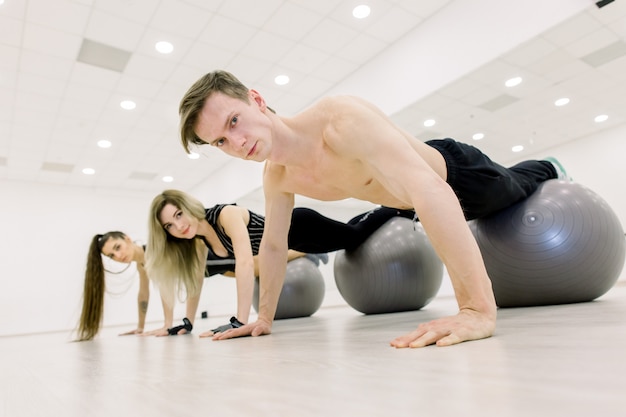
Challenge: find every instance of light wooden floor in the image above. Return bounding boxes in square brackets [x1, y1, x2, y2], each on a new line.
[2, 283, 626, 417]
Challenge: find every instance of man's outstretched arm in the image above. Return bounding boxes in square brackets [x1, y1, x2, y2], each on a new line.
[213, 183, 295, 340]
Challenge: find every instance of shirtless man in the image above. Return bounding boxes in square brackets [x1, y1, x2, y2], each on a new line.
[178, 70, 560, 348]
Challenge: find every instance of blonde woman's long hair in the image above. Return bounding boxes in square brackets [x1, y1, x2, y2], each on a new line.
[146, 190, 206, 306]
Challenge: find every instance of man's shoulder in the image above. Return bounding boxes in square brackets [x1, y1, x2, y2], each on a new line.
[263, 160, 287, 178]
[263, 161, 296, 194]
[307, 95, 361, 113]
[322, 94, 362, 104]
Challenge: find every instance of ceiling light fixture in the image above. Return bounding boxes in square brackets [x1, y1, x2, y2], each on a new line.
[97, 139, 112, 148]
[594, 114, 609, 123]
[505, 76, 522, 87]
[162, 175, 174, 183]
[472, 133, 485, 140]
[423, 119, 436, 127]
[274, 74, 290, 85]
[120, 100, 136, 110]
[155, 41, 174, 54]
[512, 145, 524, 152]
[353, 5, 371, 19]
[82, 168, 95, 175]
[554, 98, 570, 107]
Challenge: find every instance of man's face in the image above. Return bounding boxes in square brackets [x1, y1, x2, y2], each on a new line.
[194, 91, 272, 162]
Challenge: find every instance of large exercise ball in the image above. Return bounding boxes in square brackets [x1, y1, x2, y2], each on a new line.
[253, 257, 325, 320]
[334, 217, 443, 314]
[469, 180, 625, 307]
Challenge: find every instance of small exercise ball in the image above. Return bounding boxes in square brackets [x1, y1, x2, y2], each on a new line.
[253, 257, 325, 320]
[334, 217, 443, 314]
[469, 180, 625, 307]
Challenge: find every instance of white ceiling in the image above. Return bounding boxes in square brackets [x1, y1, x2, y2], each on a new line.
[1, 0, 625, 205]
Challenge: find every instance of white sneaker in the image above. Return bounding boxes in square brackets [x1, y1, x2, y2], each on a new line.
[545, 156, 572, 181]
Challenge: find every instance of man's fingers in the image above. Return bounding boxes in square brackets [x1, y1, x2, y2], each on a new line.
[390, 328, 427, 348]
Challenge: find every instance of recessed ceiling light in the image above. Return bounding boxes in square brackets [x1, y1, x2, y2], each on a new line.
[512, 145, 524, 153]
[188, 152, 200, 159]
[353, 5, 371, 19]
[472, 133, 485, 140]
[82, 168, 95, 175]
[120, 100, 136, 110]
[155, 41, 174, 54]
[97, 139, 112, 148]
[274, 74, 290, 85]
[162, 175, 173, 183]
[423, 119, 436, 127]
[594, 114, 609, 123]
[554, 98, 570, 107]
[505, 76, 522, 87]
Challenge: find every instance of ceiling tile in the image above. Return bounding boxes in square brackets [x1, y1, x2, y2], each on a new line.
[0, 15, 23, 47]
[567, 26, 621, 58]
[542, 11, 602, 47]
[150, 1, 214, 38]
[581, 40, 626, 67]
[217, 0, 284, 28]
[240, 30, 296, 63]
[338, 32, 388, 64]
[197, 15, 257, 51]
[278, 43, 331, 74]
[77, 39, 132, 72]
[91, 0, 161, 25]
[393, 0, 452, 18]
[25, 0, 90, 34]
[502, 36, 558, 68]
[123, 53, 177, 82]
[181, 41, 236, 73]
[84, 10, 146, 51]
[19, 50, 74, 80]
[262, 2, 324, 41]
[366, 6, 423, 43]
[300, 19, 358, 54]
[479, 94, 520, 112]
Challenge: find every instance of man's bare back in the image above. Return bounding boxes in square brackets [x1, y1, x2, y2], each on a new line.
[267, 96, 448, 210]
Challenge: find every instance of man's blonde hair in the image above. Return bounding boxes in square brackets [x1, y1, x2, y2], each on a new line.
[178, 70, 250, 154]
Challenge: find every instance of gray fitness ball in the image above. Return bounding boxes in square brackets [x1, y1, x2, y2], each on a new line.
[469, 180, 625, 307]
[334, 217, 443, 314]
[253, 257, 325, 320]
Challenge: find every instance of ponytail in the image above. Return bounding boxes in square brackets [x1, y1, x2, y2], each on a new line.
[76, 232, 126, 341]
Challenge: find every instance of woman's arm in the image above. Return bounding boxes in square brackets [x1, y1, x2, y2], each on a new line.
[218, 205, 257, 324]
[141, 294, 173, 336]
[183, 259, 206, 332]
[136, 264, 150, 330]
[119, 263, 150, 336]
[113, 256, 150, 335]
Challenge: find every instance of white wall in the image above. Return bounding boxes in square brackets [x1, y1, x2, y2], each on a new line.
[1, 122, 624, 338]
[0, 184, 152, 336]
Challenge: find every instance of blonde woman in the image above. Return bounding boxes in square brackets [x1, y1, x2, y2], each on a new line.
[146, 189, 411, 337]
[146, 190, 320, 337]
